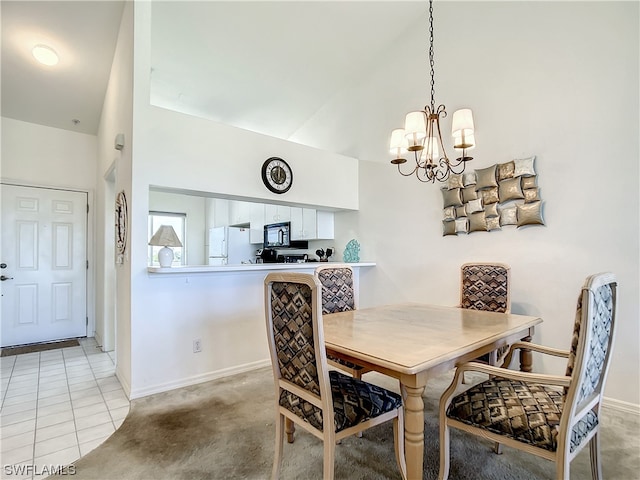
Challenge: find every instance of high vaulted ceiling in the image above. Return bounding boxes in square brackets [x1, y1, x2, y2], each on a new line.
[1, 1, 423, 142]
[1, 1, 125, 135]
[150, 1, 423, 141]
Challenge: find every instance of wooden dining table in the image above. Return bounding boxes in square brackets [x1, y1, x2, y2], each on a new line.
[322, 303, 543, 480]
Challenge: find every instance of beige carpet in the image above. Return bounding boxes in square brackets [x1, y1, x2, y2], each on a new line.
[69, 367, 639, 479]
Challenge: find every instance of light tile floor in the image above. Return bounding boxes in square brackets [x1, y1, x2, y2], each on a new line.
[0, 338, 129, 479]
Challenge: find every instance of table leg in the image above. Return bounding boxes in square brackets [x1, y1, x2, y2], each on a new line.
[401, 383, 426, 480]
[519, 334, 533, 372]
[285, 417, 295, 443]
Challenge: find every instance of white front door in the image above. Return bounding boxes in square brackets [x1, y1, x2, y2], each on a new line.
[1, 184, 87, 347]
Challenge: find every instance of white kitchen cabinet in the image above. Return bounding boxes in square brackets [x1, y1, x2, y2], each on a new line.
[316, 210, 335, 239]
[264, 204, 291, 224]
[290, 207, 317, 240]
[249, 203, 266, 244]
[290, 208, 334, 240]
[249, 203, 334, 244]
[229, 200, 252, 226]
[212, 199, 229, 227]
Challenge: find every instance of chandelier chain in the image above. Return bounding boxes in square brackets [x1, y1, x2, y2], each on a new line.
[428, 0, 435, 111]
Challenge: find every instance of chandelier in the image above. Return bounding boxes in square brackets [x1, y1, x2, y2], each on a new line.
[389, 0, 475, 183]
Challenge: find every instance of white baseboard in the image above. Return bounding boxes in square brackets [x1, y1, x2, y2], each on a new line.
[115, 365, 132, 399]
[602, 396, 640, 416]
[93, 331, 103, 349]
[129, 359, 272, 400]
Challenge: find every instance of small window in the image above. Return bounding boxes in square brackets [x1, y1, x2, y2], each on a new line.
[148, 211, 186, 266]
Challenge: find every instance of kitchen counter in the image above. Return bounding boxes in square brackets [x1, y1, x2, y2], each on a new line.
[147, 262, 375, 274]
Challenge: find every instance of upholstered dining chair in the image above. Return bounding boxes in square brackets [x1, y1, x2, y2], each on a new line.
[439, 272, 617, 480]
[314, 264, 370, 380]
[460, 262, 512, 366]
[264, 272, 407, 480]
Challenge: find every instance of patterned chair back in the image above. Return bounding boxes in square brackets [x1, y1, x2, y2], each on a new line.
[264, 272, 332, 431]
[315, 264, 356, 314]
[562, 273, 617, 429]
[460, 263, 511, 313]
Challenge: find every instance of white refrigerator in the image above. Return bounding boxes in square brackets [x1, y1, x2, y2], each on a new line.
[207, 227, 255, 266]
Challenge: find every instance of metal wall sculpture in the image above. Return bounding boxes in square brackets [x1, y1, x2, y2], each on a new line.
[441, 156, 544, 236]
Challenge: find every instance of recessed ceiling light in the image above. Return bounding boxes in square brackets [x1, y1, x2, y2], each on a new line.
[32, 44, 59, 66]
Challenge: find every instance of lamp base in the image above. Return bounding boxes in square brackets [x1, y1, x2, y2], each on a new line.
[158, 246, 174, 267]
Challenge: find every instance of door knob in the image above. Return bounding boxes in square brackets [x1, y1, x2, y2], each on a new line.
[0, 263, 6, 269]
[0, 275, 13, 281]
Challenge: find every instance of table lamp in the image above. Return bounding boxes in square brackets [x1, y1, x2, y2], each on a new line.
[149, 225, 183, 267]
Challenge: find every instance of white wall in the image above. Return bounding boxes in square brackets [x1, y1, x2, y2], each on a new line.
[320, 2, 638, 408]
[1, 118, 97, 188]
[96, 0, 134, 393]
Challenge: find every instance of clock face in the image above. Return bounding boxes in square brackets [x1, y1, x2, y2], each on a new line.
[261, 157, 293, 194]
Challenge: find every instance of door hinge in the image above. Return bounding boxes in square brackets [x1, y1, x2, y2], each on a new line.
[87, 204, 89, 213]
[86, 316, 89, 326]
[86, 260, 89, 269]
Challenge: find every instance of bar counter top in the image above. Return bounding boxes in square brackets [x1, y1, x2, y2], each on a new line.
[147, 262, 375, 274]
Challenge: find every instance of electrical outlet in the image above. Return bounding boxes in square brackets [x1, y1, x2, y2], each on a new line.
[193, 339, 202, 353]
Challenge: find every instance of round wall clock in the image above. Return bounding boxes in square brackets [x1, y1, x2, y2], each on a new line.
[115, 190, 128, 262]
[261, 157, 293, 194]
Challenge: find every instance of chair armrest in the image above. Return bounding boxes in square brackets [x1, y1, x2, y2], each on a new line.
[508, 341, 570, 357]
[501, 341, 570, 368]
[456, 361, 571, 387]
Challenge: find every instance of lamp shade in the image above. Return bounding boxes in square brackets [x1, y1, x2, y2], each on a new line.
[452, 109, 475, 149]
[451, 108, 474, 136]
[148, 225, 183, 247]
[404, 111, 427, 150]
[389, 128, 408, 156]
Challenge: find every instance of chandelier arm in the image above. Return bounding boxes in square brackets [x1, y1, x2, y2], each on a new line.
[416, 166, 436, 183]
[413, 150, 427, 169]
[448, 156, 467, 169]
[396, 163, 419, 177]
[434, 108, 448, 162]
[433, 160, 451, 182]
